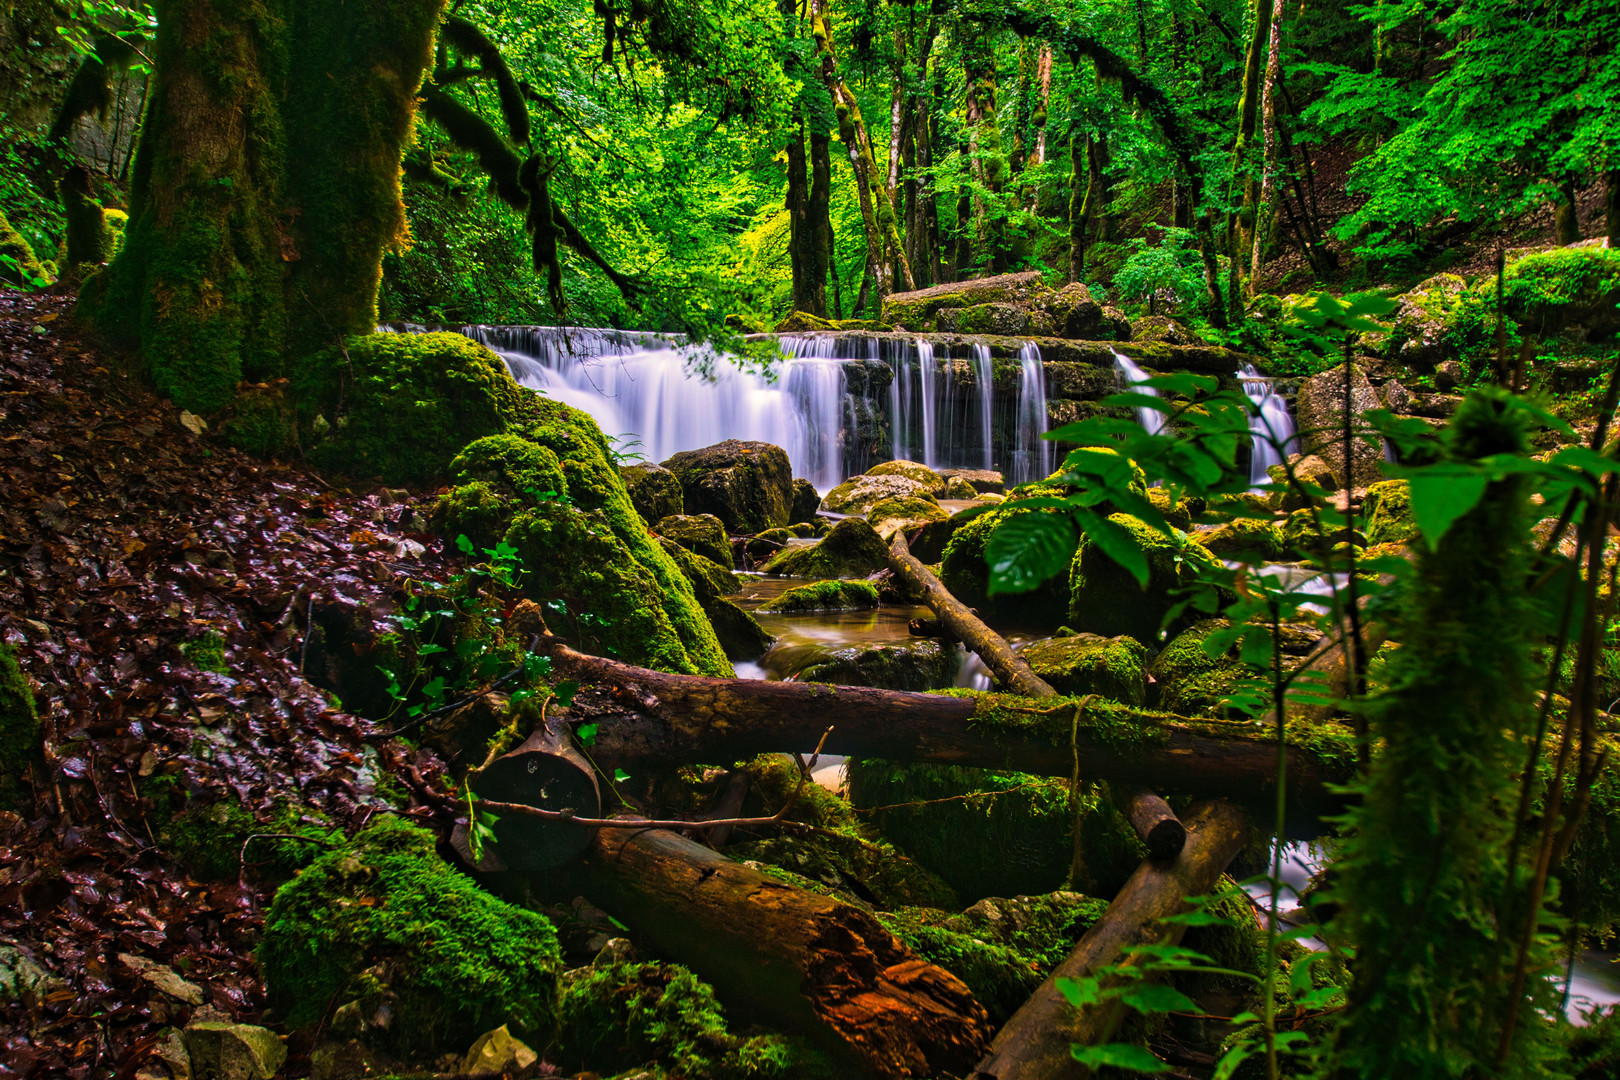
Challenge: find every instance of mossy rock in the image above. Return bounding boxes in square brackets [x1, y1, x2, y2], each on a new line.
[758, 579, 879, 613]
[1146, 487, 1193, 531]
[1067, 514, 1223, 645]
[867, 495, 951, 538]
[821, 473, 939, 515]
[847, 762, 1144, 902]
[1281, 507, 1367, 556]
[0, 647, 41, 811]
[1364, 479, 1417, 545]
[744, 525, 822, 562]
[939, 512, 1069, 629]
[789, 478, 821, 524]
[220, 381, 299, 458]
[938, 468, 1005, 495]
[880, 271, 1048, 330]
[910, 510, 973, 564]
[1387, 274, 1469, 367]
[658, 539, 772, 662]
[661, 440, 795, 534]
[305, 332, 531, 485]
[1503, 245, 1620, 339]
[1194, 517, 1286, 561]
[0, 207, 46, 287]
[655, 513, 732, 568]
[620, 461, 684, 525]
[147, 786, 336, 881]
[797, 639, 959, 692]
[1151, 618, 1259, 717]
[937, 302, 1042, 336]
[775, 310, 839, 332]
[260, 818, 563, 1058]
[1021, 634, 1150, 705]
[555, 959, 817, 1078]
[761, 517, 888, 579]
[429, 433, 572, 549]
[866, 459, 948, 495]
[941, 476, 979, 499]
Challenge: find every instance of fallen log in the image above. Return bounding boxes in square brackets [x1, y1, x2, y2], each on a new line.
[889, 531, 1056, 698]
[1121, 786, 1185, 861]
[580, 822, 994, 1079]
[969, 800, 1250, 1080]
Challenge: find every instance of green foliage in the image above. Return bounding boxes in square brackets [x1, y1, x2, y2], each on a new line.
[179, 630, 228, 674]
[0, 646, 41, 811]
[260, 817, 563, 1057]
[1111, 228, 1210, 315]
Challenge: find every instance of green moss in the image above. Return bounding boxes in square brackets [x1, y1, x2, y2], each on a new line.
[0, 647, 41, 811]
[260, 818, 562, 1057]
[796, 640, 961, 692]
[1504, 246, 1620, 331]
[1067, 514, 1223, 645]
[940, 511, 1069, 628]
[429, 434, 572, 549]
[1193, 517, 1285, 561]
[1281, 507, 1367, 555]
[431, 480, 514, 553]
[867, 495, 951, 533]
[101, 208, 128, 260]
[154, 790, 337, 881]
[761, 517, 889, 579]
[1364, 479, 1417, 545]
[655, 513, 732, 568]
[555, 960, 821, 1079]
[0, 206, 46, 286]
[220, 382, 299, 458]
[1150, 619, 1256, 717]
[659, 539, 772, 661]
[867, 459, 948, 494]
[758, 580, 879, 613]
[1021, 634, 1150, 705]
[180, 630, 228, 674]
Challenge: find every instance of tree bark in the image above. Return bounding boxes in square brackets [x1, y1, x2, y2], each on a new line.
[580, 823, 993, 1078]
[1554, 173, 1582, 246]
[888, 532, 1056, 698]
[1229, 0, 1276, 313]
[1068, 128, 1089, 282]
[786, 108, 827, 317]
[1248, 0, 1286, 289]
[1121, 785, 1186, 861]
[969, 801, 1249, 1080]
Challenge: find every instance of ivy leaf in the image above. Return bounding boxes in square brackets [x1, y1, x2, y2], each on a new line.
[1409, 467, 1489, 550]
[574, 722, 598, 747]
[554, 679, 579, 707]
[613, 768, 631, 782]
[1070, 1043, 1169, 1073]
[987, 512, 1077, 595]
[1075, 510, 1151, 588]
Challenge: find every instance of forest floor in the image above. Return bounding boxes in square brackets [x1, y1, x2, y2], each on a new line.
[0, 289, 466, 1078]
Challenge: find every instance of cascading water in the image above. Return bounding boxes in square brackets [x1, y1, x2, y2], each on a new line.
[1112, 351, 1167, 435]
[1010, 342, 1053, 485]
[917, 339, 940, 468]
[1240, 363, 1299, 488]
[972, 343, 994, 470]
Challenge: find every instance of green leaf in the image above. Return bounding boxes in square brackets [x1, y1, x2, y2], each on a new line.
[456, 534, 476, 555]
[1070, 1043, 1168, 1073]
[554, 679, 580, 707]
[1118, 983, 1198, 1014]
[987, 512, 1078, 595]
[1075, 510, 1151, 588]
[1214, 1043, 1261, 1080]
[1055, 975, 1106, 1008]
[613, 768, 631, 782]
[1409, 467, 1489, 550]
[575, 721, 597, 746]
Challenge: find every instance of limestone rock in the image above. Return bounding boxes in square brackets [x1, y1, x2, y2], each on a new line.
[1021, 634, 1150, 705]
[620, 461, 683, 524]
[461, 1024, 538, 1075]
[120, 953, 206, 1005]
[937, 467, 1004, 494]
[1387, 273, 1468, 368]
[654, 513, 731, 568]
[821, 473, 940, 515]
[866, 458, 948, 495]
[1379, 378, 1411, 413]
[758, 580, 880, 613]
[184, 1022, 286, 1080]
[941, 476, 979, 500]
[1364, 479, 1417, 545]
[661, 440, 795, 533]
[1433, 360, 1463, 391]
[867, 495, 951, 540]
[882, 271, 1048, 330]
[1130, 315, 1195, 345]
[775, 310, 839, 333]
[1293, 363, 1387, 489]
[789, 478, 821, 524]
[762, 517, 889, 578]
[1043, 361, 1122, 401]
[937, 302, 1048, 336]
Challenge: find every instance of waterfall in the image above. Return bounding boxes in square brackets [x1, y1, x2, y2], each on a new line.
[1112, 351, 1167, 435]
[917, 339, 939, 468]
[972, 343, 994, 470]
[1239, 363, 1300, 489]
[1011, 342, 1053, 485]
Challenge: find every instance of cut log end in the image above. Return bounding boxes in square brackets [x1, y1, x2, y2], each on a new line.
[1123, 785, 1187, 862]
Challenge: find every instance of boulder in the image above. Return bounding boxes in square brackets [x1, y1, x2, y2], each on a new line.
[775, 310, 839, 332]
[1434, 360, 1464, 391]
[937, 302, 1051, 337]
[940, 477, 979, 499]
[620, 462, 683, 524]
[1503, 245, 1620, 341]
[938, 468, 1004, 494]
[658, 539, 774, 662]
[1379, 378, 1412, 414]
[867, 459, 948, 495]
[661, 440, 795, 534]
[1042, 362, 1121, 401]
[798, 639, 961, 692]
[1265, 453, 1339, 510]
[882, 271, 1048, 330]
[789, 478, 821, 523]
[1193, 518, 1285, 561]
[654, 513, 732, 568]
[761, 517, 890, 578]
[1039, 282, 1126, 341]
[1067, 514, 1223, 645]
[821, 473, 940, 515]
[742, 522, 826, 561]
[462, 1025, 539, 1074]
[1151, 619, 1258, 717]
[1387, 274, 1468, 368]
[1293, 363, 1387, 489]
[939, 511, 1070, 628]
[867, 495, 951, 539]
[1129, 315, 1195, 345]
[1020, 634, 1151, 705]
[758, 580, 880, 613]
[1364, 479, 1418, 545]
[1282, 507, 1367, 555]
[184, 1023, 287, 1080]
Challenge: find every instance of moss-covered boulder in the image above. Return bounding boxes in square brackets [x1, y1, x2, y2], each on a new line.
[1152, 618, 1259, 717]
[1294, 363, 1387, 489]
[867, 459, 948, 495]
[1281, 507, 1367, 556]
[220, 381, 300, 459]
[621, 462, 684, 525]
[1194, 517, 1286, 561]
[659, 540, 773, 662]
[937, 302, 1047, 336]
[1021, 634, 1150, 705]
[1067, 514, 1222, 645]
[743, 523, 826, 562]
[759, 580, 879, 613]
[0, 647, 41, 811]
[881, 271, 1048, 330]
[939, 468, 1004, 495]
[1364, 479, 1417, 545]
[868, 495, 951, 539]
[762, 517, 889, 578]
[789, 477, 821, 523]
[1386, 273, 1469, 368]
[775, 310, 840, 332]
[821, 473, 940, 515]
[306, 332, 530, 484]
[797, 640, 960, 691]
[1266, 453, 1338, 511]
[910, 510, 971, 563]
[661, 440, 795, 533]
[655, 513, 732, 568]
[939, 512, 1069, 628]
[1146, 486, 1194, 531]
[1130, 315, 1195, 345]
[0, 207, 46, 287]
[260, 819, 563, 1058]
[1039, 282, 1129, 341]
[1503, 245, 1620, 341]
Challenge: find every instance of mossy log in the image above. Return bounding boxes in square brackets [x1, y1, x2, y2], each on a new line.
[888, 532, 1056, 698]
[580, 823, 992, 1078]
[968, 801, 1249, 1080]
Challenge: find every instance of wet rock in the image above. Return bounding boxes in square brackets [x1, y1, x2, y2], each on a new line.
[758, 580, 879, 613]
[1021, 634, 1150, 705]
[1266, 453, 1338, 510]
[821, 473, 940, 515]
[654, 513, 732, 568]
[184, 1022, 287, 1080]
[0, 941, 63, 1004]
[789, 478, 821, 523]
[909, 511, 971, 563]
[1434, 360, 1464, 391]
[1364, 479, 1417, 545]
[461, 1024, 538, 1074]
[620, 461, 683, 524]
[659, 539, 773, 661]
[937, 302, 1049, 336]
[1151, 619, 1257, 717]
[1129, 315, 1195, 345]
[1068, 514, 1225, 645]
[1294, 363, 1387, 489]
[762, 517, 890, 578]
[798, 639, 960, 691]
[1042, 361, 1120, 401]
[120, 953, 205, 1005]
[941, 476, 980, 499]
[661, 440, 795, 533]
[867, 495, 951, 539]
[866, 458, 948, 495]
[1282, 507, 1367, 554]
[1040, 282, 1129, 340]
[938, 467, 1004, 494]
[1193, 518, 1285, 561]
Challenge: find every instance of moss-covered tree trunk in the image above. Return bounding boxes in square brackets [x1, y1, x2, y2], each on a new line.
[1608, 168, 1620, 247]
[83, 0, 445, 413]
[1247, 0, 1285, 290]
[1553, 173, 1581, 245]
[1228, 0, 1275, 316]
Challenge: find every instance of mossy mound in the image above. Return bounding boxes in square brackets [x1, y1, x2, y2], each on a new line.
[1364, 479, 1417, 545]
[659, 539, 773, 662]
[555, 960, 817, 1078]
[260, 818, 563, 1058]
[761, 517, 889, 579]
[219, 381, 300, 458]
[847, 762, 1144, 902]
[655, 513, 732, 568]
[1151, 618, 1260, 717]
[0, 207, 46, 287]
[867, 495, 951, 538]
[1146, 487, 1195, 531]
[1281, 507, 1368, 556]
[430, 434, 571, 549]
[143, 783, 337, 881]
[939, 511, 1069, 629]
[0, 647, 41, 811]
[1021, 634, 1150, 705]
[821, 473, 939, 515]
[621, 461, 684, 524]
[1068, 514, 1223, 645]
[866, 459, 948, 495]
[305, 332, 531, 484]
[1194, 517, 1286, 561]
[1504, 245, 1620, 339]
[796, 640, 960, 692]
[759, 580, 879, 613]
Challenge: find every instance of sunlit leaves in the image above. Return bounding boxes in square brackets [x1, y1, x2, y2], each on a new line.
[986, 512, 1076, 595]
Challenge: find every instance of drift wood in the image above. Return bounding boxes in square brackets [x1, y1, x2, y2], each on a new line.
[888, 531, 1057, 698]
[969, 800, 1250, 1080]
[581, 823, 993, 1078]
[1121, 785, 1186, 861]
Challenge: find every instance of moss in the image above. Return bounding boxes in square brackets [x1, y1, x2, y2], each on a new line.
[260, 818, 562, 1058]
[304, 332, 531, 484]
[821, 473, 939, 515]
[874, 913, 1046, 1025]
[762, 517, 889, 579]
[775, 310, 840, 332]
[429, 434, 572, 548]
[1281, 507, 1367, 556]
[867, 495, 951, 535]
[1363, 479, 1417, 545]
[1145, 487, 1193, 531]
[621, 461, 685, 524]
[1504, 246, 1620, 332]
[154, 790, 337, 881]
[655, 513, 732, 568]
[555, 960, 820, 1079]
[220, 381, 299, 458]
[179, 630, 229, 674]
[1150, 619, 1258, 717]
[1192, 517, 1285, 561]
[1067, 513, 1224, 645]
[796, 640, 961, 692]
[866, 459, 948, 494]
[660, 539, 772, 662]
[758, 580, 879, 613]
[0, 206, 46, 286]
[0, 647, 41, 812]
[430, 480, 514, 553]
[940, 511, 1069, 628]
[1021, 634, 1150, 705]
[101, 208, 128, 260]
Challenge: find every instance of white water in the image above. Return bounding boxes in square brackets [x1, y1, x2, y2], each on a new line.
[1011, 341, 1053, 485]
[1240, 363, 1300, 489]
[1112, 351, 1167, 435]
[972, 343, 995, 470]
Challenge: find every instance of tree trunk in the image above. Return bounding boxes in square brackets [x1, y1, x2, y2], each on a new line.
[1248, 0, 1286, 289]
[969, 801, 1250, 1080]
[1121, 785, 1187, 861]
[810, 126, 835, 311]
[579, 823, 994, 1078]
[1009, 40, 1035, 178]
[786, 109, 827, 317]
[1229, 0, 1276, 313]
[1607, 169, 1620, 247]
[1554, 173, 1582, 245]
[84, 0, 444, 413]
[1090, 131, 1116, 243]
[1068, 129, 1090, 282]
[888, 532, 1056, 698]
